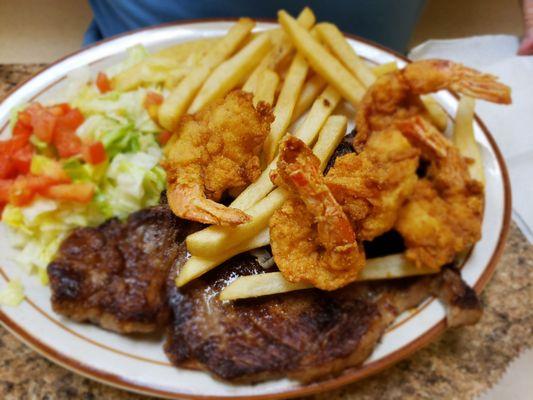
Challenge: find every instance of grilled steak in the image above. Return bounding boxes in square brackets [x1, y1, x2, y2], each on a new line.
[165, 251, 481, 382]
[48, 206, 197, 334]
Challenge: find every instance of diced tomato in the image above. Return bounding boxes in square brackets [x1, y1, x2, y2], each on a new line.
[82, 141, 106, 165]
[48, 103, 71, 117]
[96, 72, 111, 94]
[0, 135, 32, 179]
[27, 103, 57, 143]
[144, 91, 164, 107]
[0, 155, 16, 180]
[9, 175, 56, 206]
[0, 180, 14, 203]
[157, 131, 172, 146]
[53, 108, 84, 158]
[17, 110, 32, 127]
[12, 144, 34, 175]
[44, 182, 94, 203]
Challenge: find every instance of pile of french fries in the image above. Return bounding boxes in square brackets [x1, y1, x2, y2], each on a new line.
[113, 8, 483, 300]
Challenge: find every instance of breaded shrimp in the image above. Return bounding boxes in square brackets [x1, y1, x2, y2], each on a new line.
[354, 59, 512, 150]
[395, 116, 484, 270]
[163, 90, 273, 225]
[325, 127, 420, 241]
[269, 136, 365, 290]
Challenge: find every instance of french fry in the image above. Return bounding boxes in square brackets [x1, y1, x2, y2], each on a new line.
[313, 115, 348, 171]
[112, 39, 217, 91]
[158, 18, 254, 131]
[372, 61, 398, 77]
[186, 187, 288, 257]
[291, 74, 327, 122]
[229, 85, 341, 211]
[315, 22, 375, 87]
[242, 7, 316, 93]
[220, 272, 310, 300]
[219, 254, 438, 300]
[188, 34, 271, 113]
[453, 96, 484, 184]
[421, 95, 448, 132]
[263, 53, 309, 163]
[185, 113, 345, 259]
[278, 10, 366, 107]
[177, 229, 270, 287]
[253, 68, 279, 106]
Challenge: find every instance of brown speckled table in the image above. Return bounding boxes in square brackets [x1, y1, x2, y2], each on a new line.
[0, 64, 532, 400]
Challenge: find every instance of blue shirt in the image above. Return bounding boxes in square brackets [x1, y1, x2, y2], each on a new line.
[84, 0, 425, 53]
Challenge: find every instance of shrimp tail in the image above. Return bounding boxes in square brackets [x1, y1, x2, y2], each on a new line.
[404, 60, 512, 104]
[167, 184, 251, 226]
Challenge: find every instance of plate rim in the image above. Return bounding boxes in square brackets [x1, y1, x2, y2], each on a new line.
[0, 17, 512, 400]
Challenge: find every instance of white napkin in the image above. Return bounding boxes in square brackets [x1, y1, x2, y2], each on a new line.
[409, 35, 533, 242]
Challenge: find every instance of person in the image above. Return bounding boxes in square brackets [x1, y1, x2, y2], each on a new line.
[519, 0, 533, 54]
[84, 0, 533, 55]
[83, 0, 427, 53]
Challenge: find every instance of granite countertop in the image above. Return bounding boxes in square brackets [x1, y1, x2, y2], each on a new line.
[0, 64, 532, 400]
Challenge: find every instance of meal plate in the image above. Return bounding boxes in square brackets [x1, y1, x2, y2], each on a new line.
[0, 20, 511, 399]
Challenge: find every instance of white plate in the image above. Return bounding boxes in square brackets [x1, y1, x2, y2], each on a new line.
[0, 20, 511, 399]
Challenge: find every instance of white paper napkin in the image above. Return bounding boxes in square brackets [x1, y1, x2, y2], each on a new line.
[409, 35, 533, 242]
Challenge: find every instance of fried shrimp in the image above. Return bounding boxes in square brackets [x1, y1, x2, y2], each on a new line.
[354, 59, 512, 149]
[325, 127, 420, 241]
[163, 90, 273, 225]
[394, 116, 484, 270]
[269, 136, 365, 290]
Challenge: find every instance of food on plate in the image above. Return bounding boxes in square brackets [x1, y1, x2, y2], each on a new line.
[262, 53, 309, 163]
[163, 90, 273, 225]
[220, 254, 437, 301]
[0, 5, 513, 387]
[158, 18, 255, 131]
[242, 7, 316, 93]
[48, 205, 197, 333]
[166, 252, 480, 382]
[269, 136, 365, 290]
[326, 127, 420, 241]
[278, 10, 366, 107]
[176, 116, 347, 286]
[354, 59, 512, 150]
[252, 68, 279, 106]
[188, 34, 271, 113]
[452, 96, 484, 183]
[395, 116, 484, 270]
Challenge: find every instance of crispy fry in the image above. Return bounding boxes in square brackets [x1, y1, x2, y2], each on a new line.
[278, 10, 366, 107]
[242, 7, 316, 93]
[219, 254, 438, 300]
[263, 53, 309, 163]
[312, 115, 347, 171]
[111, 39, 217, 91]
[452, 96, 484, 184]
[188, 34, 271, 113]
[253, 68, 279, 106]
[421, 95, 448, 132]
[291, 74, 327, 122]
[186, 187, 288, 257]
[372, 61, 398, 77]
[158, 18, 254, 131]
[315, 22, 375, 87]
[176, 229, 270, 287]
[228, 85, 340, 212]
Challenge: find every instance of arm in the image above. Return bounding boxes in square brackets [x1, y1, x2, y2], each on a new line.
[518, 0, 533, 54]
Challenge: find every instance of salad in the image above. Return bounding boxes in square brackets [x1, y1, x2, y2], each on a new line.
[0, 47, 169, 284]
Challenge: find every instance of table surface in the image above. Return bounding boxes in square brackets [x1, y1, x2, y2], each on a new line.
[0, 64, 532, 400]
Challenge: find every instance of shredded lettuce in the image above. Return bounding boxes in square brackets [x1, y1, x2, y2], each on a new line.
[2, 61, 167, 282]
[0, 279, 25, 307]
[105, 45, 150, 78]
